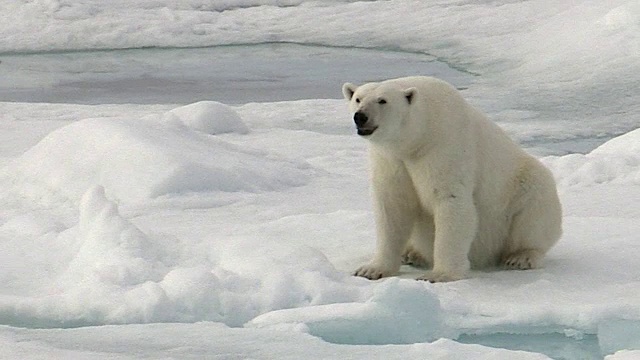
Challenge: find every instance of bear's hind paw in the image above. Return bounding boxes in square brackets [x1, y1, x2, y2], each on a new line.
[502, 249, 542, 270]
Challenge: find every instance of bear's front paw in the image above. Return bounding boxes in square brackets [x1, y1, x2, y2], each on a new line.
[353, 263, 395, 280]
[416, 270, 464, 283]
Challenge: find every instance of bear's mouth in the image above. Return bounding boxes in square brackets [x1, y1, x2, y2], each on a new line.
[357, 126, 378, 136]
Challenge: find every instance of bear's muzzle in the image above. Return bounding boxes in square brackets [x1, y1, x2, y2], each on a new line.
[354, 111, 377, 136]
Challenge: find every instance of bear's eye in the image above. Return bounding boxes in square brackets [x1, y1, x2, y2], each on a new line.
[378, 99, 387, 104]
[355, 98, 360, 103]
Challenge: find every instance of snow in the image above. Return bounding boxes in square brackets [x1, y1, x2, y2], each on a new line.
[1, 1, 639, 359]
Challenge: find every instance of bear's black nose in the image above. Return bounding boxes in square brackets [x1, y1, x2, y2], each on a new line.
[354, 111, 368, 127]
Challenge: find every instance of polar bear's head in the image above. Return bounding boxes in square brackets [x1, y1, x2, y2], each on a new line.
[342, 81, 417, 142]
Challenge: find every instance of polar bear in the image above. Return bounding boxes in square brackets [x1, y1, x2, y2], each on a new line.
[343, 76, 562, 283]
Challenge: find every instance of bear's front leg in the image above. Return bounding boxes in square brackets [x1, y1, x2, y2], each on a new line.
[354, 157, 418, 280]
[417, 196, 477, 283]
[353, 202, 416, 280]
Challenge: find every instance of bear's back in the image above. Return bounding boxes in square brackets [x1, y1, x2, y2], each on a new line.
[384, 76, 468, 115]
[383, 76, 459, 96]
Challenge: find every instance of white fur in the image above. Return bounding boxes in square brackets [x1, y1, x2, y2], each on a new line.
[343, 76, 562, 282]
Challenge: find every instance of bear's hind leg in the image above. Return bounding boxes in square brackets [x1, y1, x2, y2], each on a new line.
[503, 163, 562, 271]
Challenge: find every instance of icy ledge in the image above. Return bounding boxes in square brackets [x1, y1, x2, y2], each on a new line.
[249, 278, 449, 345]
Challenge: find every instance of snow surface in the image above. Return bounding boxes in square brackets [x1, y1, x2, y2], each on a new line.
[1, 1, 639, 359]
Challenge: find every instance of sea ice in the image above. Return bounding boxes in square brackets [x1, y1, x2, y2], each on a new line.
[599, 319, 640, 356]
[0, 0, 639, 358]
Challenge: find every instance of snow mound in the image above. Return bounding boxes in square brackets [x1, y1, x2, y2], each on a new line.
[25, 186, 226, 326]
[58, 185, 167, 287]
[3, 106, 311, 204]
[168, 101, 249, 135]
[543, 128, 640, 187]
[249, 278, 447, 345]
[592, 128, 640, 156]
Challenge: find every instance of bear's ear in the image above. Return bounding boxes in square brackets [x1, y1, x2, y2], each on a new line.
[342, 83, 357, 101]
[404, 87, 417, 104]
